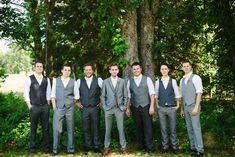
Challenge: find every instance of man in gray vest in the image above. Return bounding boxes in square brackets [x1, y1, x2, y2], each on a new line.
[180, 60, 204, 156]
[155, 64, 180, 153]
[76, 63, 103, 153]
[126, 62, 155, 154]
[24, 61, 51, 153]
[51, 64, 79, 155]
[100, 62, 128, 155]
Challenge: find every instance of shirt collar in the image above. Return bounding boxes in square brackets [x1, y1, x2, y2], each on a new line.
[34, 73, 43, 79]
[61, 76, 70, 81]
[134, 74, 142, 80]
[161, 76, 169, 82]
[183, 71, 193, 79]
[111, 76, 118, 81]
[85, 75, 93, 81]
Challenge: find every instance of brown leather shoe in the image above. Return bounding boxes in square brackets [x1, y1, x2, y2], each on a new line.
[122, 149, 128, 155]
[103, 148, 109, 155]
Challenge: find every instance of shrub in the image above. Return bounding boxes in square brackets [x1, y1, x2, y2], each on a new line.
[0, 92, 234, 151]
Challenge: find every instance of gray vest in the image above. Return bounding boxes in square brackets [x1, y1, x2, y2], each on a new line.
[181, 74, 196, 106]
[55, 78, 75, 108]
[159, 78, 175, 107]
[130, 75, 150, 108]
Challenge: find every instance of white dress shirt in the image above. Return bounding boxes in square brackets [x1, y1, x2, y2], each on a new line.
[155, 76, 181, 98]
[51, 77, 80, 99]
[127, 74, 155, 98]
[180, 71, 203, 93]
[24, 73, 51, 102]
[111, 76, 118, 88]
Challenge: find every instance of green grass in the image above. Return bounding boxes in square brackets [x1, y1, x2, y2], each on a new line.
[1, 149, 234, 157]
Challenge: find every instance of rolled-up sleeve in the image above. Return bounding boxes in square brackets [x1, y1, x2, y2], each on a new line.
[74, 80, 80, 100]
[46, 78, 51, 101]
[192, 75, 203, 93]
[155, 80, 160, 98]
[172, 79, 181, 98]
[147, 77, 155, 96]
[24, 77, 31, 102]
[98, 77, 103, 88]
[127, 80, 131, 98]
[51, 78, 56, 98]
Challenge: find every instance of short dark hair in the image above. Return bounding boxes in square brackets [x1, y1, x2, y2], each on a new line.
[131, 62, 142, 68]
[109, 62, 118, 69]
[160, 63, 169, 69]
[182, 59, 192, 66]
[61, 63, 71, 70]
[35, 60, 44, 67]
[84, 63, 93, 70]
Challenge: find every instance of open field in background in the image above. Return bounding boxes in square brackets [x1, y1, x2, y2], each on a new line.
[0, 73, 32, 93]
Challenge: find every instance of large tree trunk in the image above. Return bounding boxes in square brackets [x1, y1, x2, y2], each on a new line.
[44, 0, 56, 78]
[122, 9, 139, 79]
[139, 0, 159, 81]
[30, 0, 43, 61]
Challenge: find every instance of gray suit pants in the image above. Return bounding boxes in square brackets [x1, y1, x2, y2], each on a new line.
[184, 104, 204, 153]
[158, 106, 178, 150]
[53, 105, 75, 153]
[104, 107, 126, 150]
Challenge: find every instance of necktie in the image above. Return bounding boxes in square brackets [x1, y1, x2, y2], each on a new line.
[112, 79, 117, 88]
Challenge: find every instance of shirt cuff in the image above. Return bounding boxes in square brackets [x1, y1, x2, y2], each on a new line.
[196, 90, 203, 93]
[25, 98, 30, 102]
[175, 96, 181, 98]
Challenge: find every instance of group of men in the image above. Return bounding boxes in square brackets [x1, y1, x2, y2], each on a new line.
[24, 60, 204, 156]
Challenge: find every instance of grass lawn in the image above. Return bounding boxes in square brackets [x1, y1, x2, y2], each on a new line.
[1, 149, 234, 157]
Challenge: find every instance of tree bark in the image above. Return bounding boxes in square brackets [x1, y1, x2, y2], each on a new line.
[122, 9, 139, 79]
[44, 0, 56, 78]
[139, 0, 159, 81]
[30, 0, 43, 61]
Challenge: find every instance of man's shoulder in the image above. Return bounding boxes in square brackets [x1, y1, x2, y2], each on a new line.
[103, 78, 110, 83]
[191, 74, 201, 80]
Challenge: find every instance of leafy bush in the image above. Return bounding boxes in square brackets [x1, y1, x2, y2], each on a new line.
[0, 92, 28, 149]
[0, 92, 234, 151]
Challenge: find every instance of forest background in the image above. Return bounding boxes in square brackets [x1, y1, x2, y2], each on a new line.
[0, 0, 234, 156]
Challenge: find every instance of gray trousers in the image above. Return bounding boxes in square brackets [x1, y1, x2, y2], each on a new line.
[158, 106, 178, 150]
[184, 104, 204, 153]
[53, 105, 75, 153]
[104, 107, 126, 150]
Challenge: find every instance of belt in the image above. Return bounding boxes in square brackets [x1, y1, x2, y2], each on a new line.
[161, 105, 176, 108]
[84, 104, 98, 107]
[32, 104, 47, 106]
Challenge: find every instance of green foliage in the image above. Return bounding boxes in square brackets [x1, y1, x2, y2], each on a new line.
[0, 45, 32, 74]
[0, 67, 7, 86]
[0, 92, 234, 151]
[0, 92, 28, 149]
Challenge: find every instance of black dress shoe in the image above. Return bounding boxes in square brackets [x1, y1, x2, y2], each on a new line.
[195, 151, 204, 156]
[29, 149, 36, 154]
[67, 151, 75, 155]
[172, 148, 178, 154]
[94, 148, 101, 153]
[51, 152, 57, 156]
[148, 150, 155, 155]
[161, 148, 169, 153]
[44, 149, 50, 153]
